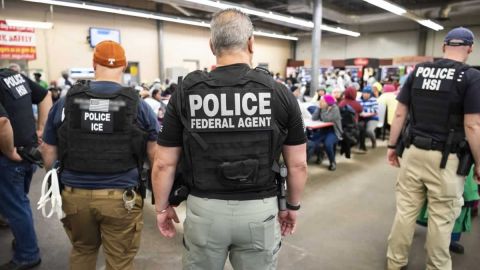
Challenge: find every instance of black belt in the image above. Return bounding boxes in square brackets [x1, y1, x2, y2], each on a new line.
[410, 136, 457, 153]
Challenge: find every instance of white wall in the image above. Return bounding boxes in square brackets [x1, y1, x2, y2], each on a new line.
[163, 22, 292, 77]
[296, 30, 420, 65]
[297, 26, 480, 66]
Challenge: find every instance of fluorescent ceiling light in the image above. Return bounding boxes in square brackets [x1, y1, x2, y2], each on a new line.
[320, 25, 361, 37]
[5, 19, 53, 29]
[183, 0, 360, 37]
[417, 19, 444, 31]
[21, 0, 298, 40]
[254, 31, 298, 41]
[363, 0, 406, 15]
[184, 0, 314, 28]
[362, 0, 444, 31]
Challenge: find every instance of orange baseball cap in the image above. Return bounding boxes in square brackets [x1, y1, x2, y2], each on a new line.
[93, 40, 126, 68]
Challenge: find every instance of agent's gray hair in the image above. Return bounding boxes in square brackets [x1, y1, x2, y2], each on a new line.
[210, 8, 253, 55]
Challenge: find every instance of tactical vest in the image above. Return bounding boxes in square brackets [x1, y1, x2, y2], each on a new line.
[0, 69, 37, 147]
[57, 82, 147, 173]
[409, 61, 468, 143]
[176, 68, 285, 199]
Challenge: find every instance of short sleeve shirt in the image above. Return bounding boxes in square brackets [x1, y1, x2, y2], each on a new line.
[157, 64, 306, 147]
[0, 69, 48, 147]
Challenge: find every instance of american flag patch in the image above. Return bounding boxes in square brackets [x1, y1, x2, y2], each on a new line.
[89, 99, 110, 112]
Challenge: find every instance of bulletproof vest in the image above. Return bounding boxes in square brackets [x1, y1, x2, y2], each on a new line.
[57, 82, 147, 173]
[409, 61, 468, 141]
[177, 68, 284, 197]
[0, 69, 37, 147]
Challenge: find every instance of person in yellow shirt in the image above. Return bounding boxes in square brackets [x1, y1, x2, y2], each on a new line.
[377, 84, 398, 126]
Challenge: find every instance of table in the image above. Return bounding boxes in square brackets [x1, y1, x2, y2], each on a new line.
[304, 119, 334, 129]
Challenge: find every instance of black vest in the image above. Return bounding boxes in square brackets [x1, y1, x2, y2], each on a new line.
[177, 68, 285, 200]
[0, 69, 37, 147]
[409, 60, 468, 142]
[57, 82, 147, 173]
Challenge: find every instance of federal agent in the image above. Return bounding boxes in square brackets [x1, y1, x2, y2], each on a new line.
[41, 41, 159, 270]
[386, 27, 480, 270]
[152, 9, 308, 270]
[0, 66, 52, 269]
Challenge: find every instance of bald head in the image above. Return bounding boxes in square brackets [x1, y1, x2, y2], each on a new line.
[8, 63, 21, 73]
[210, 9, 254, 56]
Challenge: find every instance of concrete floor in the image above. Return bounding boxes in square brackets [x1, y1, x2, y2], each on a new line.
[1, 144, 480, 270]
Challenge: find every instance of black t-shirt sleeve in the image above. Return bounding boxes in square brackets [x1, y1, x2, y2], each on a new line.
[397, 72, 414, 105]
[464, 69, 480, 114]
[0, 102, 7, 117]
[24, 75, 47, 104]
[277, 83, 307, 145]
[157, 90, 184, 147]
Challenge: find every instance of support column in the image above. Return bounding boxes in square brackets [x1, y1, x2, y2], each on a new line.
[311, 0, 322, 96]
[157, 20, 165, 82]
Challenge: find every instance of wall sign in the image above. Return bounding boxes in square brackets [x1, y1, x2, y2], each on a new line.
[0, 20, 36, 60]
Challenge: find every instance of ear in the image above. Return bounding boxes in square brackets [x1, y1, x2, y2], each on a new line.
[468, 45, 473, 54]
[248, 36, 254, 54]
[209, 39, 216, 56]
[93, 62, 97, 71]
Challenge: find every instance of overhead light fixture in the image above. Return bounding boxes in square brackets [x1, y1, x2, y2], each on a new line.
[363, 0, 406, 15]
[21, 0, 298, 40]
[254, 31, 298, 41]
[184, 0, 314, 28]
[362, 0, 443, 31]
[183, 0, 360, 37]
[417, 19, 444, 31]
[5, 19, 53, 29]
[320, 25, 361, 37]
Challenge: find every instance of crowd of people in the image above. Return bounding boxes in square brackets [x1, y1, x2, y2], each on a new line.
[271, 68, 401, 171]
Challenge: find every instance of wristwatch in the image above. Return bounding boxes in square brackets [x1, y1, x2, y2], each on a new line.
[387, 144, 397, 149]
[286, 201, 301, 211]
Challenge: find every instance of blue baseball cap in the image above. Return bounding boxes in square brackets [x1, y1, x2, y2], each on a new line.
[444, 27, 475, 46]
[362, 85, 373, 94]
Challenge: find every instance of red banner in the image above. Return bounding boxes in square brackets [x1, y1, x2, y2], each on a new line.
[0, 20, 36, 60]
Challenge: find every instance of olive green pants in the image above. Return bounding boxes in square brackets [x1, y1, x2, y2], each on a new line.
[61, 187, 144, 270]
[387, 146, 464, 270]
[183, 195, 281, 270]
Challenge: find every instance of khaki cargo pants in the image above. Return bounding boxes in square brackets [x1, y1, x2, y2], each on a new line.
[183, 195, 281, 270]
[387, 146, 464, 270]
[61, 187, 144, 270]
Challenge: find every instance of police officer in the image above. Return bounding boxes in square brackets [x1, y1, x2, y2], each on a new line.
[41, 41, 159, 270]
[0, 66, 52, 269]
[386, 27, 480, 270]
[152, 9, 308, 269]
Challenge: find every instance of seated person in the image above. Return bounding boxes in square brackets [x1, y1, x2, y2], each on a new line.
[357, 85, 379, 151]
[307, 95, 343, 171]
[339, 86, 363, 122]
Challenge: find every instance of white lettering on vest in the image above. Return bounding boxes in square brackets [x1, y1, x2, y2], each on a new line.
[189, 95, 202, 117]
[203, 94, 219, 117]
[3, 74, 26, 88]
[84, 112, 111, 121]
[422, 79, 442, 91]
[91, 123, 103, 131]
[242, 93, 257, 116]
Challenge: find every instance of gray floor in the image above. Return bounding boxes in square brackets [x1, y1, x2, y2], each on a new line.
[1, 144, 480, 270]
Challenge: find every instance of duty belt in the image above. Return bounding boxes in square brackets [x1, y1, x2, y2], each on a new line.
[410, 136, 457, 153]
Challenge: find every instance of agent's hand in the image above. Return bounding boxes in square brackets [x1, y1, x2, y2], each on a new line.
[278, 210, 297, 236]
[156, 206, 180, 238]
[387, 148, 400, 167]
[5, 148, 22, 162]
